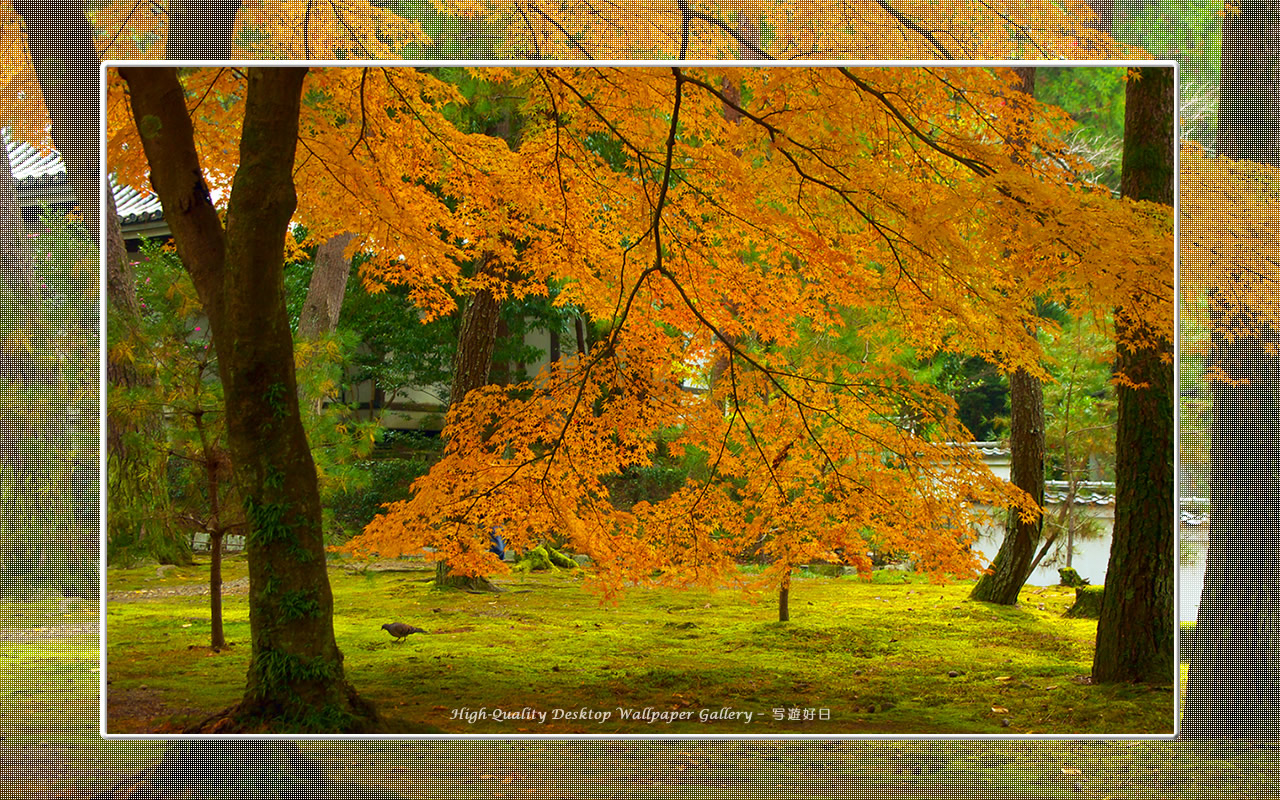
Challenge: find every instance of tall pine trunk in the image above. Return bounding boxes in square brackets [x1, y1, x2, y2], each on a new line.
[1091, 66, 1175, 684]
[1182, 0, 1280, 739]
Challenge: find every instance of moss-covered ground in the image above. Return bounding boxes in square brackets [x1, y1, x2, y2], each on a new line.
[4, 581, 1279, 799]
[100, 555, 1171, 736]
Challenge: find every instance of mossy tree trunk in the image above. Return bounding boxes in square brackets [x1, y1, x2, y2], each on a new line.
[1183, 0, 1280, 739]
[121, 66, 374, 732]
[89, 741, 406, 800]
[1091, 66, 1175, 684]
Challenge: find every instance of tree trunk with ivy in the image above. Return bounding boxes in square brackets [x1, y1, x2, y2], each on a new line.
[121, 66, 375, 732]
[1091, 66, 1175, 684]
[88, 740, 405, 800]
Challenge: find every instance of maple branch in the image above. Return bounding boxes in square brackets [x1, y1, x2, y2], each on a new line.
[97, 0, 151, 59]
[725, 350, 789, 499]
[531, 70, 688, 487]
[838, 69, 994, 178]
[688, 10, 774, 58]
[534, 71, 571, 235]
[676, 71, 970, 306]
[523, 1, 595, 58]
[184, 70, 233, 133]
[872, 0, 955, 58]
[677, 0, 692, 59]
[544, 70, 666, 173]
[649, 68, 685, 270]
[304, 0, 314, 59]
[328, 0, 377, 58]
[973, 0, 1055, 59]
[347, 68, 370, 157]
[924, 69, 1018, 147]
[512, 2, 541, 58]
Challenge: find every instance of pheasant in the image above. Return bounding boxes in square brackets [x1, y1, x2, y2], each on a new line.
[381, 622, 426, 642]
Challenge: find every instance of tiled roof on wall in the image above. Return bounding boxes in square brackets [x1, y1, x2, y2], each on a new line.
[6, 128, 165, 226]
[113, 182, 164, 225]
[7, 133, 65, 189]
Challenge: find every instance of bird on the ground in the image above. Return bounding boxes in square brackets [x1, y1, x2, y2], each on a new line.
[382, 622, 426, 642]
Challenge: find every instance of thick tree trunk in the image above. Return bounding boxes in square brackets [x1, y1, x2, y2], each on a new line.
[1092, 66, 1175, 684]
[450, 253, 505, 408]
[778, 572, 790, 623]
[1182, 0, 1280, 739]
[88, 741, 406, 800]
[1184, 312, 1280, 738]
[209, 530, 226, 650]
[122, 66, 375, 732]
[13, 1, 99, 246]
[166, 1, 242, 60]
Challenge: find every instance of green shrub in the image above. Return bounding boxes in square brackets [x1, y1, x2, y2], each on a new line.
[324, 435, 444, 541]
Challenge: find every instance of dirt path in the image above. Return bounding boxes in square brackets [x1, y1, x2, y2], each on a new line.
[106, 578, 249, 603]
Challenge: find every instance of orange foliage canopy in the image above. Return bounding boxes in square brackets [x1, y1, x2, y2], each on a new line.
[1, 0, 1143, 144]
[107, 66, 1171, 600]
[440, 0, 1140, 60]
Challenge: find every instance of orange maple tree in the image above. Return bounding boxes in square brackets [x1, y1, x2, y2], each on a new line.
[444, 0, 1141, 60]
[106, 66, 1171, 615]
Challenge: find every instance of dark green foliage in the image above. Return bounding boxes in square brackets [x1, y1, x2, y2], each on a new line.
[108, 237, 216, 567]
[245, 498, 293, 546]
[389, 4, 504, 59]
[284, 232, 569, 423]
[325, 433, 445, 541]
[1036, 68, 1127, 142]
[916, 352, 1009, 440]
[277, 588, 322, 621]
